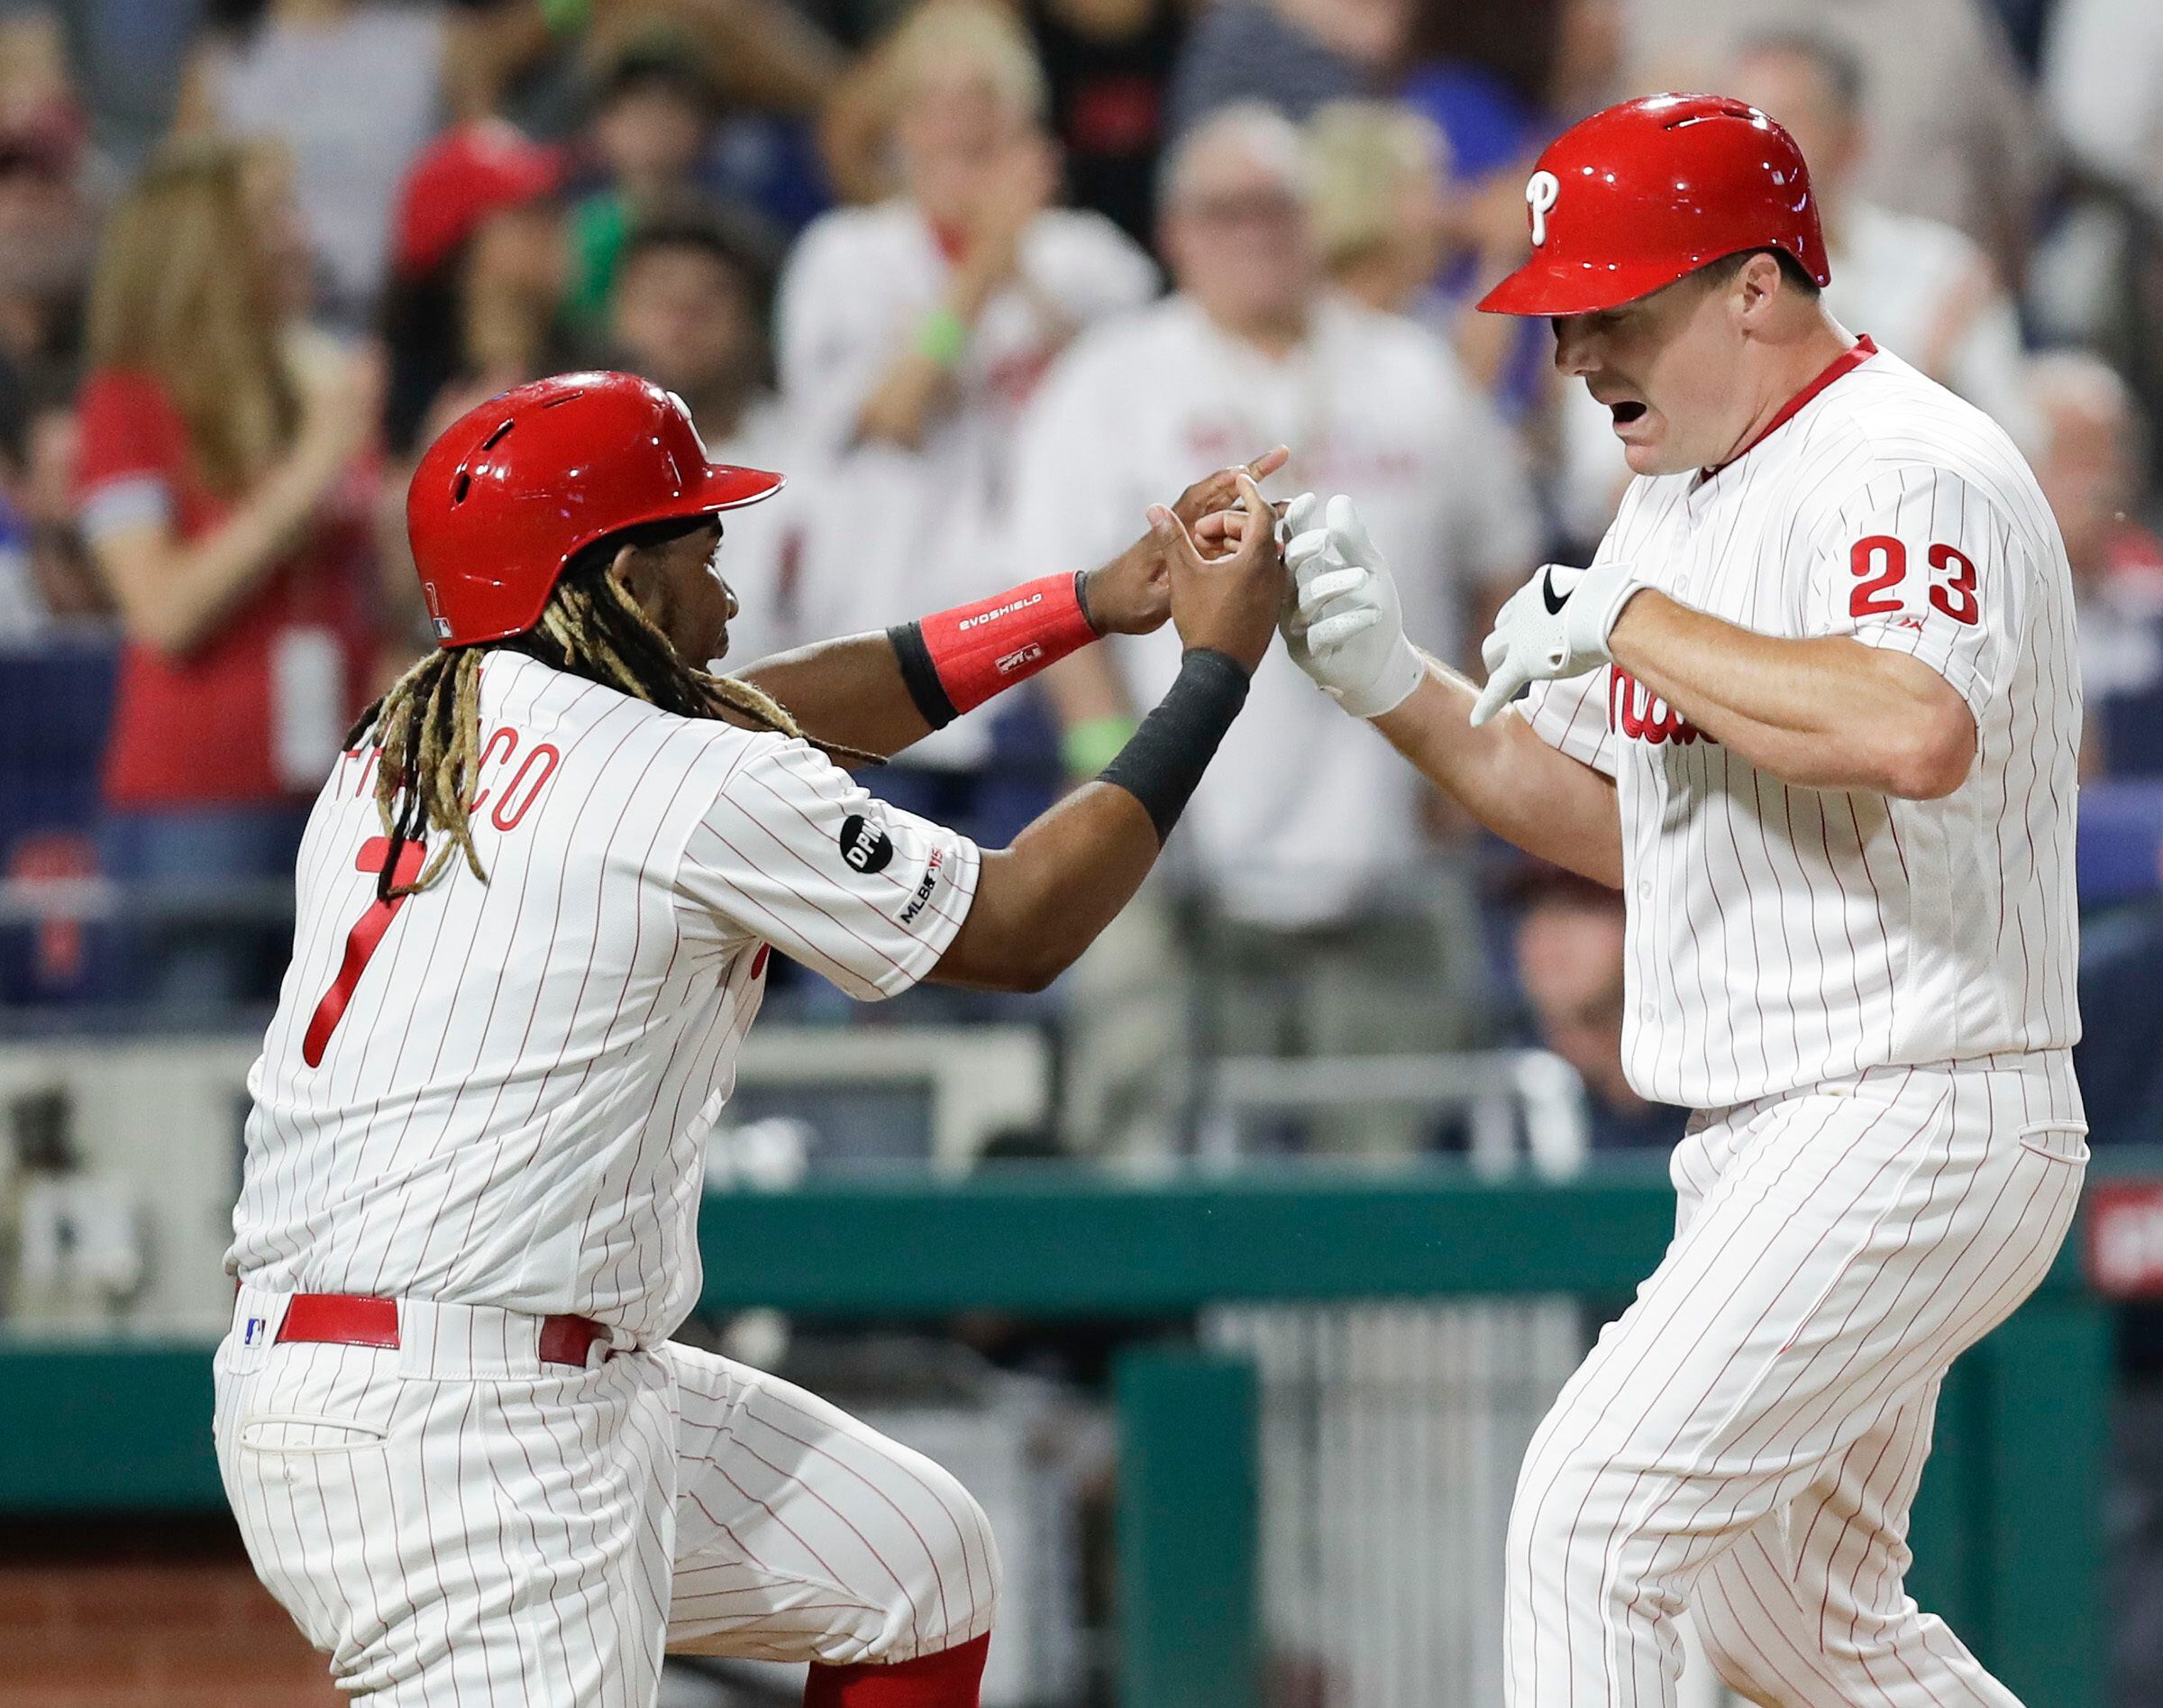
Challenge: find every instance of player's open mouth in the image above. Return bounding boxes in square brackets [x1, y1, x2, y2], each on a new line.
[1611, 401, 1648, 427]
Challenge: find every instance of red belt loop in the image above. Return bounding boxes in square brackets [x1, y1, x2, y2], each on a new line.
[272, 1293, 609, 1368]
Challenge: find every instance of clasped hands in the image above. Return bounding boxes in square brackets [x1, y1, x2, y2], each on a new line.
[1090, 468, 1642, 723]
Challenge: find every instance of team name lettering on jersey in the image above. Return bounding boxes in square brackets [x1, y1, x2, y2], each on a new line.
[1609, 669, 1712, 745]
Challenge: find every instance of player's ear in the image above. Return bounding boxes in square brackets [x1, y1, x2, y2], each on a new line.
[608, 542, 661, 619]
[1735, 251, 1782, 323]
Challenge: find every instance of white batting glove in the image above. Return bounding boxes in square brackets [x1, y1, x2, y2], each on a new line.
[1278, 493, 1428, 719]
[1468, 559, 1647, 727]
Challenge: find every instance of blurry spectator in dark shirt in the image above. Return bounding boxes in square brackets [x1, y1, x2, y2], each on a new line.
[381, 118, 569, 456]
[1024, 0, 1185, 246]
[607, 202, 804, 668]
[1401, 0, 1623, 412]
[1307, 100, 1453, 328]
[1401, 0, 1621, 181]
[0, 361, 98, 636]
[1511, 868, 1685, 1153]
[0, 13, 97, 377]
[1166, 0, 1409, 136]
[0, 113, 93, 372]
[2027, 349, 2163, 781]
[74, 137, 382, 1007]
[563, 38, 732, 343]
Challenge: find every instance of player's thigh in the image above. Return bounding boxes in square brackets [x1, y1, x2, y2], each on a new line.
[1517, 1063, 2083, 1544]
[218, 1337, 676, 1705]
[663, 1342, 1000, 1666]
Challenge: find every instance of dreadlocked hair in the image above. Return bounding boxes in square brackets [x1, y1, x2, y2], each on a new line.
[347, 540, 877, 902]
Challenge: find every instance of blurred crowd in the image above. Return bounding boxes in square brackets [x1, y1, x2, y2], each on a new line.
[6, 0, 2163, 1163]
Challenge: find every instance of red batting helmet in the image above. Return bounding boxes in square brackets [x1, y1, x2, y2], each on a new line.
[1477, 93, 1830, 318]
[407, 371, 782, 647]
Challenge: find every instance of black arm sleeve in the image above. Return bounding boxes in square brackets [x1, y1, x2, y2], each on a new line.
[1097, 647, 1250, 843]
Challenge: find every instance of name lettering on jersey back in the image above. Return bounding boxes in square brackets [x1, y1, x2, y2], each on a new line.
[1610, 669, 1715, 746]
[344, 728, 560, 832]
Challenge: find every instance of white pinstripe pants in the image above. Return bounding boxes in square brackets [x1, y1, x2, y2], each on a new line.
[214, 1292, 1000, 1705]
[1504, 1052, 2086, 1707]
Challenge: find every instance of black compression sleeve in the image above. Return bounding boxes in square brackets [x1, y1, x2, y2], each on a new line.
[1098, 647, 1249, 843]
[886, 620, 958, 729]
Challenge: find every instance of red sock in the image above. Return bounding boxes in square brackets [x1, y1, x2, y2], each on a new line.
[802, 1633, 991, 1707]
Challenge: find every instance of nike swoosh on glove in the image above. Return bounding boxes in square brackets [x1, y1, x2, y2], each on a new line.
[1469, 558, 1647, 727]
[1279, 492, 1428, 719]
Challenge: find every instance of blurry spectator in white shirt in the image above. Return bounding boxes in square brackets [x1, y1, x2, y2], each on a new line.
[1556, 29, 2039, 551]
[775, 0, 1155, 812]
[180, 0, 462, 325]
[1012, 103, 1536, 1153]
[1625, 0, 2042, 269]
[1729, 33, 2037, 444]
[2043, 0, 2163, 222]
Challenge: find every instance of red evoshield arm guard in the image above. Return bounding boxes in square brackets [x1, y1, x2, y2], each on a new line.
[916, 573, 1100, 717]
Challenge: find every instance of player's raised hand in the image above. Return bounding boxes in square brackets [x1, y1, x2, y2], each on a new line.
[1280, 492, 1428, 718]
[1467, 557, 1647, 726]
[1080, 446, 1289, 635]
[1152, 469, 1284, 673]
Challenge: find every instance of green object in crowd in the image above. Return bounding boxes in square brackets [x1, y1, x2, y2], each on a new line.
[1062, 713, 1137, 780]
[567, 192, 631, 343]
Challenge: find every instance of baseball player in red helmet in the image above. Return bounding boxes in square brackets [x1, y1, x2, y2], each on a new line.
[213, 370, 1287, 1707]
[1271, 95, 2084, 1703]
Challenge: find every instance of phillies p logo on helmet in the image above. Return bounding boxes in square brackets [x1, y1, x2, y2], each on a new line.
[1527, 171, 1561, 247]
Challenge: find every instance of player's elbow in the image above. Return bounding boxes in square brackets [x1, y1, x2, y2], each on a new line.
[990, 944, 1068, 995]
[1876, 699, 1976, 800]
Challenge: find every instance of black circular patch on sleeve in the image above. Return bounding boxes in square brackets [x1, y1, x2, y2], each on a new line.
[837, 813, 895, 875]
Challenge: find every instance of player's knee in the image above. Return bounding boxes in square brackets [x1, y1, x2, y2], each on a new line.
[1505, 1434, 1658, 1613]
[880, 1456, 1002, 1658]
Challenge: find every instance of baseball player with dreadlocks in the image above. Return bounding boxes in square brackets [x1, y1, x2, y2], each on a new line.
[213, 370, 1286, 1707]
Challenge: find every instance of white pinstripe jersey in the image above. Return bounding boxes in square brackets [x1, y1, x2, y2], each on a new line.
[226, 652, 980, 1341]
[1522, 340, 2081, 1110]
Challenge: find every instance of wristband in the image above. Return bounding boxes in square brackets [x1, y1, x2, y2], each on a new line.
[1062, 714, 1136, 778]
[914, 306, 969, 370]
[1099, 648, 1249, 843]
[889, 571, 1100, 727]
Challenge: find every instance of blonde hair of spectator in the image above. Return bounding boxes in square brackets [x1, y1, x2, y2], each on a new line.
[1306, 102, 1450, 272]
[349, 564, 853, 900]
[86, 134, 299, 498]
[883, 0, 1048, 123]
[1158, 102, 1313, 210]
